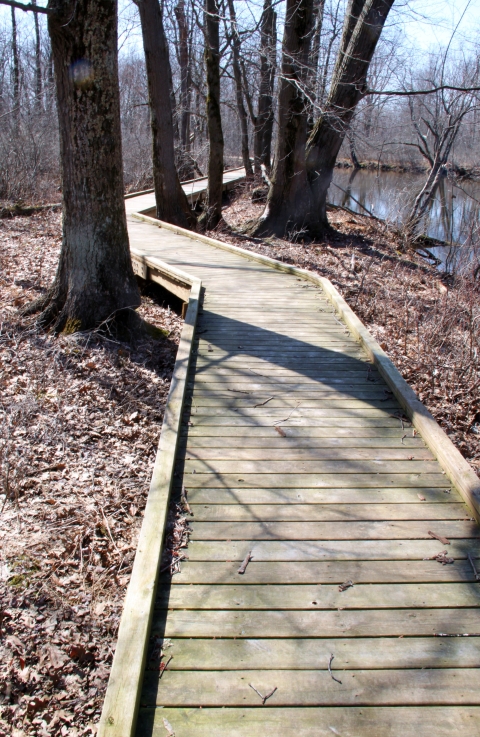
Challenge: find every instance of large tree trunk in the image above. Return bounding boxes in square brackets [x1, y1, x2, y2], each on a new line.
[26, 0, 140, 333]
[227, 0, 253, 179]
[249, 0, 315, 238]
[136, 0, 196, 229]
[250, 0, 393, 240]
[199, 0, 224, 230]
[253, 0, 276, 177]
[304, 0, 394, 231]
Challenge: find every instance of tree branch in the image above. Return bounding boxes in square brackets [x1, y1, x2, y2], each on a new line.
[366, 84, 480, 97]
[0, 0, 52, 13]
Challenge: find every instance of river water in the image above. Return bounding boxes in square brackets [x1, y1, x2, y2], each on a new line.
[329, 168, 480, 269]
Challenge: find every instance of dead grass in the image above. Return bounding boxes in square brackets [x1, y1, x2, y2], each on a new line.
[0, 211, 183, 736]
[214, 184, 480, 476]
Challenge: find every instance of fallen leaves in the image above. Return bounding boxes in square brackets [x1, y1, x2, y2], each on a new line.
[0, 210, 183, 736]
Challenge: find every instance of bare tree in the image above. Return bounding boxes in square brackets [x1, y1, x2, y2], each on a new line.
[135, 0, 196, 229]
[226, 0, 253, 178]
[199, 0, 224, 229]
[253, 0, 276, 176]
[247, 0, 394, 238]
[304, 0, 395, 233]
[404, 57, 480, 240]
[174, 0, 194, 178]
[32, 0, 42, 107]
[10, 5, 19, 116]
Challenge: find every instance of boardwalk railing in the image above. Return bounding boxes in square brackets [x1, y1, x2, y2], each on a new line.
[98, 262, 201, 737]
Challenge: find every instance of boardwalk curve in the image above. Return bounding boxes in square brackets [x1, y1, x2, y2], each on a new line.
[99, 171, 480, 737]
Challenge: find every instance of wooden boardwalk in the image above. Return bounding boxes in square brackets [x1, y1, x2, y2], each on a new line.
[102, 172, 480, 736]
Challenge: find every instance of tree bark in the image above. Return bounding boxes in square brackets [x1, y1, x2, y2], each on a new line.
[304, 0, 395, 230]
[136, 0, 196, 229]
[27, 0, 140, 333]
[227, 0, 253, 179]
[253, 0, 276, 177]
[249, 0, 315, 238]
[306, 0, 325, 131]
[199, 0, 224, 230]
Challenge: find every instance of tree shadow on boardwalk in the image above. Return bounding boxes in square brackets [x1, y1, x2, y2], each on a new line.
[138, 302, 480, 733]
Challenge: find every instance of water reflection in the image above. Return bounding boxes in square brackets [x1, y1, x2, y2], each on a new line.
[329, 168, 480, 269]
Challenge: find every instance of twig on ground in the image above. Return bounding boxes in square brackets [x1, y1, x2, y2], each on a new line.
[248, 683, 277, 704]
[254, 396, 273, 408]
[468, 552, 480, 580]
[328, 654, 342, 684]
[158, 655, 173, 680]
[428, 530, 450, 545]
[238, 551, 253, 574]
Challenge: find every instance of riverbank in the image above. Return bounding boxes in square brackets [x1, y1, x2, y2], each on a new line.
[213, 185, 480, 477]
[335, 158, 480, 179]
[0, 211, 182, 736]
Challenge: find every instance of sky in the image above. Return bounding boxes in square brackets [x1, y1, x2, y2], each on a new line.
[395, 0, 480, 52]
[1, 0, 479, 60]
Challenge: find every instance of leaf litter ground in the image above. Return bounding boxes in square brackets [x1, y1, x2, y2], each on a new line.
[0, 210, 183, 736]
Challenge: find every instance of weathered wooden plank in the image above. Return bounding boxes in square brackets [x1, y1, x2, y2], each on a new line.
[141, 668, 480, 707]
[185, 488, 456, 505]
[187, 502, 464, 521]
[183, 417, 409, 428]
[164, 559, 475, 584]
[136, 706, 480, 737]
[144, 636, 480, 670]
[155, 607, 480, 638]
[186, 398, 401, 409]
[186, 406, 401, 418]
[182, 473, 448, 488]
[186, 520, 476, 541]
[181, 436, 426, 449]
[191, 388, 397, 399]
[182, 426, 417, 437]
[183, 460, 440, 475]
[157, 583, 480, 610]
[182, 448, 434, 461]
[185, 539, 480, 561]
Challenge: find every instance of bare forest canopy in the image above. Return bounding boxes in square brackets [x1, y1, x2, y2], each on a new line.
[1, 0, 480, 205]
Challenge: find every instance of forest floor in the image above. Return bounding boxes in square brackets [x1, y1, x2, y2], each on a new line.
[0, 211, 183, 736]
[212, 183, 480, 476]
